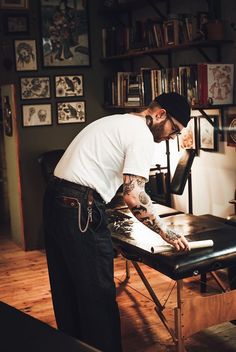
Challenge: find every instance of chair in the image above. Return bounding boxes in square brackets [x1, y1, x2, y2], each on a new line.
[38, 149, 65, 183]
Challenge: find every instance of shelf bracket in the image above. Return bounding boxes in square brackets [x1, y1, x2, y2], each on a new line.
[196, 47, 213, 62]
[198, 109, 215, 126]
[148, 54, 164, 69]
[198, 108, 224, 140]
[147, 0, 168, 20]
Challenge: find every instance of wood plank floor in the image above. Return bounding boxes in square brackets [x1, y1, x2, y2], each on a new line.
[0, 236, 236, 352]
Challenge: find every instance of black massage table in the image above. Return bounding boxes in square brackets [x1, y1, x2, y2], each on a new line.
[107, 206, 236, 352]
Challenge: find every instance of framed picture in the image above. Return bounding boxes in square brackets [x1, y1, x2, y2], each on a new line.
[40, 0, 90, 67]
[179, 117, 198, 153]
[199, 115, 218, 151]
[226, 115, 236, 147]
[22, 103, 52, 127]
[20, 77, 50, 100]
[0, 0, 28, 9]
[55, 75, 84, 97]
[57, 101, 86, 124]
[3, 96, 13, 137]
[14, 40, 37, 71]
[4, 13, 29, 35]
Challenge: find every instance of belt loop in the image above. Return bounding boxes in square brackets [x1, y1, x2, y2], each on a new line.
[87, 189, 94, 208]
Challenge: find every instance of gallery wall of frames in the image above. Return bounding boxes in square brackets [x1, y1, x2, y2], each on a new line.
[1, 0, 90, 129]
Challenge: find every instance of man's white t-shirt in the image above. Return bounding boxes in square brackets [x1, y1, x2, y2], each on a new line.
[54, 113, 155, 203]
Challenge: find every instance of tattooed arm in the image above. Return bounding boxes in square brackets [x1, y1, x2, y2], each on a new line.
[123, 174, 189, 251]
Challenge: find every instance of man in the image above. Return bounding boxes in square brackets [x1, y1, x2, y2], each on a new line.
[43, 92, 191, 352]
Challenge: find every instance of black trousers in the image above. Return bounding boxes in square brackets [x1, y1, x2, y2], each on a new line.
[43, 179, 122, 352]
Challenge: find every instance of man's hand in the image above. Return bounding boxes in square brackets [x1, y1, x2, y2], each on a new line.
[159, 228, 190, 252]
[123, 174, 190, 252]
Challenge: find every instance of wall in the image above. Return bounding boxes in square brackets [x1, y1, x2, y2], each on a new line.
[0, 1, 109, 249]
[0, 0, 235, 249]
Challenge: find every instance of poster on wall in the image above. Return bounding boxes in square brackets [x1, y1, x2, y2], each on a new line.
[199, 116, 218, 151]
[14, 39, 37, 71]
[22, 104, 52, 127]
[55, 75, 84, 97]
[179, 117, 198, 153]
[57, 101, 86, 124]
[226, 115, 236, 147]
[40, 0, 90, 67]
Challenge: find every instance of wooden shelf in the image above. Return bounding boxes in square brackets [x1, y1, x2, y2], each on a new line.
[101, 40, 233, 62]
[101, 0, 166, 14]
[104, 104, 235, 110]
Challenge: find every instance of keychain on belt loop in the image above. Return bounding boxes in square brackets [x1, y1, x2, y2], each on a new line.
[77, 189, 94, 233]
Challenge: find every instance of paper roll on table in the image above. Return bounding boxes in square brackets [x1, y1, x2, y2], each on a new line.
[151, 239, 214, 254]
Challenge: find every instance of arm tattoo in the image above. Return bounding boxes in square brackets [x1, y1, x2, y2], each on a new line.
[123, 174, 179, 240]
[123, 174, 145, 195]
[139, 191, 149, 205]
[165, 228, 181, 241]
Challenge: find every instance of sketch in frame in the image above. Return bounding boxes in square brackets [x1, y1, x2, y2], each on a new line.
[226, 115, 236, 147]
[22, 104, 52, 127]
[14, 40, 37, 71]
[40, 0, 90, 67]
[199, 116, 218, 151]
[55, 75, 83, 97]
[0, 0, 28, 9]
[57, 101, 85, 124]
[20, 77, 50, 100]
[4, 13, 29, 35]
[179, 117, 198, 152]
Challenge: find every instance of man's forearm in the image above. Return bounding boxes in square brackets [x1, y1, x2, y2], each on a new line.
[123, 174, 181, 242]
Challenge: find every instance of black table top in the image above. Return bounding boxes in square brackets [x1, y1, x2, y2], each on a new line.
[0, 301, 100, 352]
[108, 210, 236, 280]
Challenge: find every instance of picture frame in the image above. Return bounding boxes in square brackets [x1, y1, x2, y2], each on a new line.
[179, 117, 198, 154]
[40, 0, 90, 67]
[0, 0, 28, 9]
[226, 115, 236, 147]
[199, 115, 218, 151]
[57, 101, 86, 124]
[3, 13, 29, 35]
[3, 96, 13, 137]
[55, 75, 84, 97]
[22, 103, 52, 127]
[20, 77, 51, 100]
[14, 39, 37, 71]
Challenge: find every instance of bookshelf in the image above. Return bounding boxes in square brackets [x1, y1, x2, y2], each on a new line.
[101, 0, 234, 206]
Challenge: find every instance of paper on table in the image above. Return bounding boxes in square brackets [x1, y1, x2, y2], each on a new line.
[151, 239, 214, 254]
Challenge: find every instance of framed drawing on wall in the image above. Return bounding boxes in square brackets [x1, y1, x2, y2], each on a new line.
[22, 103, 52, 127]
[179, 117, 198, 153]
[0, 0, 28, 9]
[57, 101, 86, 124]
[226, 115, 236, 147]
[14, 40, 37, 71]
[199, 115, 218, 151]
[55, 75, 84, 97]
[40, 0, 90, 67]
[20, 77, 50, 100]
[4, 13, 29, 35]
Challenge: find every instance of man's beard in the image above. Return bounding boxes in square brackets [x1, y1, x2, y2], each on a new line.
[149, 120, 166, 143]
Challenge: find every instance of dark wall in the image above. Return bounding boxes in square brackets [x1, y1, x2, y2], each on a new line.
[0, 0, 109, 249]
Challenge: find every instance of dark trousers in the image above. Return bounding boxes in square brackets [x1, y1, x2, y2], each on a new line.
[43, 180, 122, 352]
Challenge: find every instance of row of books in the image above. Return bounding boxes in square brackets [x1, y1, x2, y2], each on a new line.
[104, 63, 234, 107]
[102, 14, 201, 58]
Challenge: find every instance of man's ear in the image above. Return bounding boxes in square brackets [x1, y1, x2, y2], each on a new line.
[155, 108, 166, 122]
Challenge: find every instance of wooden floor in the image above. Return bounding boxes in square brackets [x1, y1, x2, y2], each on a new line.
[1, 236, 236, 352]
